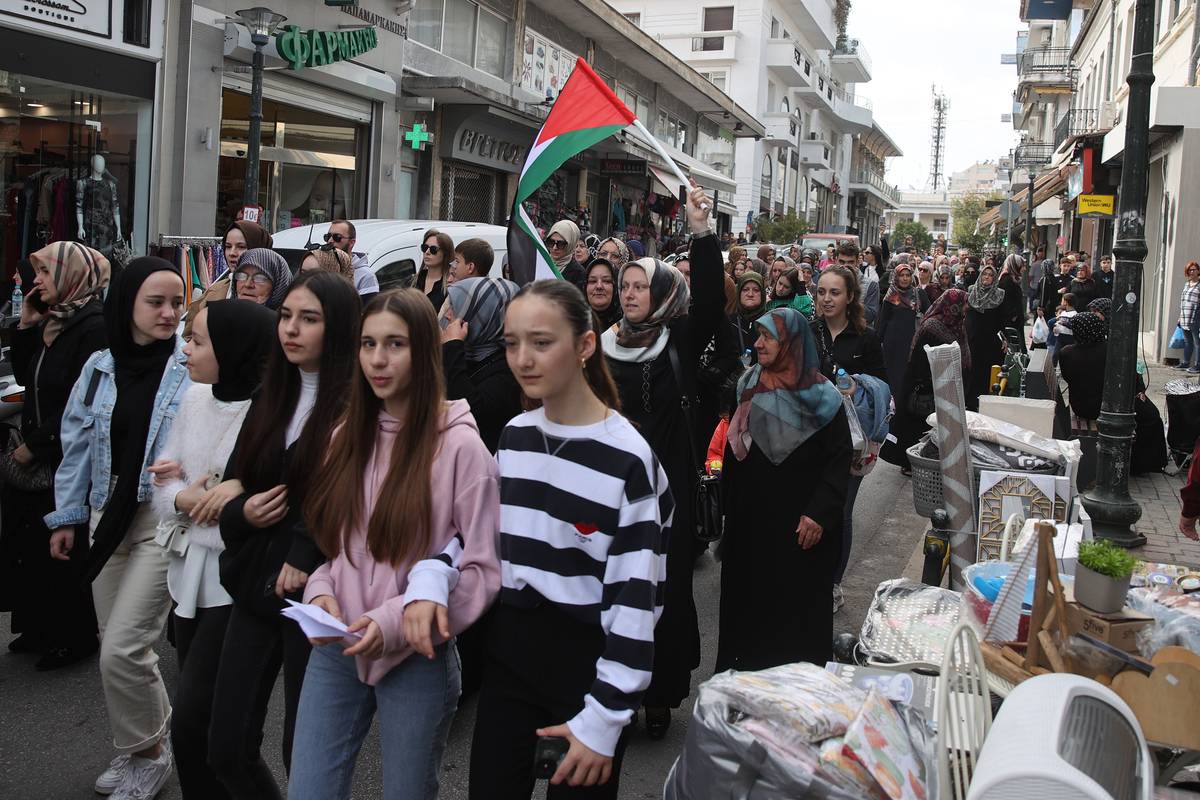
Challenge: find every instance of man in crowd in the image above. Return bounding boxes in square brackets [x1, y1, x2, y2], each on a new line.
[1097, 254, 1115, 298]
[327, 219, 380, 297]
[836, 242, 879, 325]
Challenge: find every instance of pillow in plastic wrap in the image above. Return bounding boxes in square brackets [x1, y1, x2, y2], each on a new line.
[860, 579, 963, 667]
[819, 737, 889, 800]
[842, 688, 930, 800]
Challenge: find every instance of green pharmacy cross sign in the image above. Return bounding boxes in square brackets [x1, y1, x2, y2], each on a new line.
[276, 25, 378, 71]
[405, 124, 432, 151]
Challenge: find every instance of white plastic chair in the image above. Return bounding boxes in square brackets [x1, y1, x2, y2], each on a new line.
[936, 623, 994, 800]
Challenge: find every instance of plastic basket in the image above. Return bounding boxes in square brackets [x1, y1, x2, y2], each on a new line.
[908, 443, 944, 516]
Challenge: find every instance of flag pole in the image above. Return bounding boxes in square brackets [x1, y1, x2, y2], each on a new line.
[628, 118, 709, 212]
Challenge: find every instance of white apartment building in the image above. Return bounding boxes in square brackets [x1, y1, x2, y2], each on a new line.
[988, 0, 1200, 360]
[608, 0, 901, 236]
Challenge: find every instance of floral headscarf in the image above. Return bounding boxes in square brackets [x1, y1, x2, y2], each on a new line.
[884, 264, 921, 312]
[601, 257, 690, 362]
[235, 248, 293, 309]
[29, 241, 111, 346]
[728, 308, 843, 465]
[912, 287, 971, 370]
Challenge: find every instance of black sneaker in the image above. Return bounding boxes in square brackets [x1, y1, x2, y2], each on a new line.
[7, 633, 46, 654]
[35, 639, 98, 671]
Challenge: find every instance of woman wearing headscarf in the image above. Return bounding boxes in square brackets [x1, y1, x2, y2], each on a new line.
[1087, 296, 1112, 322]
[965, 263, 1007, 410]
[150, 299, 276, 799]
[299, 247, 354, 282]
[439, 276, 523, 454]
[233, 248, 293, 310]
[601, 183, 723, 739]
[547, 219, 586, 292]
[725, 245, 746, 279]
[46, 258, 190, 797]
[731, 271, 767, 360]
[882, 289, 972, 474]
[1058, 312, 1117, 420]
[2, 243, 109, 670]
[596, 236, 630, 271]
[925, 263, 954, 305]
[766, 267, 815, 319]
[183, 220, 273, 339]
[999, 253, 1028, 351]
[573, 233, 600, 267]
[585, 256, 623, 328]
[716, 308, 851, 670]
[877, 261, 930, 397]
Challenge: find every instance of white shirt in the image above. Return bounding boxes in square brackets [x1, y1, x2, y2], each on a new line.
[287, 369, 320, 447]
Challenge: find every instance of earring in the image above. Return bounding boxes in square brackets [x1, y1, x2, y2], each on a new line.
[580, 358, 587, 369]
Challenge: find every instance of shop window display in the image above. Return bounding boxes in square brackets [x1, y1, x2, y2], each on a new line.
[0, 76, 150, 278]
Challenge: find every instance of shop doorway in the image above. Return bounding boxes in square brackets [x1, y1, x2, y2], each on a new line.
[440, 161, 499, 223]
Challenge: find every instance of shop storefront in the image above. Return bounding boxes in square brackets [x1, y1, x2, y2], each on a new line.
[437, 105, 536, 224]
[0, 3, 164, 277]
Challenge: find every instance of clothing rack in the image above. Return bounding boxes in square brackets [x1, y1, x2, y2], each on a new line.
[158, 235, 222, 246]
[154, 235, 226, 301]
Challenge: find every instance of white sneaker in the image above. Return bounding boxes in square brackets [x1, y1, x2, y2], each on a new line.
[111, 747, 172, 800]
[95, 754, 131, 795]
[832, 584, 845, 614]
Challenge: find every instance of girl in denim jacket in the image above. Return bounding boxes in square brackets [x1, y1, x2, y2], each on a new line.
[46, 258, 190, 800]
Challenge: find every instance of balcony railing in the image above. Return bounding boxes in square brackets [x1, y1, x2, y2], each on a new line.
[1014, 141, 1054, 168]
[1054, 107, 1099, 149]
[851, 169, 901, 206]
[1018, 47, 1073, 73]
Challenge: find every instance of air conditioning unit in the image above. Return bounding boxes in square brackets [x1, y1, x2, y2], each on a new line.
[1099, 100, 1120, 129]
[967, 674, 1154, 800]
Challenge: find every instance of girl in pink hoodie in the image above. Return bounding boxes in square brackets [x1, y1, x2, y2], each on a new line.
[288, 289, 501, 800]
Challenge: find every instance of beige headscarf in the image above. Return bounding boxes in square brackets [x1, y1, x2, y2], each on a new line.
[548, 220, 580, 269]
[30, 241, 111, 346]
[308, 247, 354, 280]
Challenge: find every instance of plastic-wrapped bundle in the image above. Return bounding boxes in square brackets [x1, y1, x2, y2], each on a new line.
[859, 580, 963, 667]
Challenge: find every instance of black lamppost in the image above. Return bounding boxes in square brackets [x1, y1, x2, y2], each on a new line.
[236, 6, 287, 213]
[1081, 0, 1155, 547]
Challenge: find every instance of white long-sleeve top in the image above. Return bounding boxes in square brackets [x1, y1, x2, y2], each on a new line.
[152, 383, 252, 617]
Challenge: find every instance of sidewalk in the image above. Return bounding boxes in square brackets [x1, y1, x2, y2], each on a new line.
[1127, 364, 1200, 568]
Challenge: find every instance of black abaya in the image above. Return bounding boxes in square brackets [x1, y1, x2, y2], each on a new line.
[716, 409, 852, 672]
[966, 304, 1005, 411]
[878, 295, 928, 396]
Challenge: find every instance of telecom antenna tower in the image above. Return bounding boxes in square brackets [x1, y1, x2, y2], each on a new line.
[927, 85, 949, 192]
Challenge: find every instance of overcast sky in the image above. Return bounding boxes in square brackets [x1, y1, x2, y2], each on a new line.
[848, 0, 1022, 191]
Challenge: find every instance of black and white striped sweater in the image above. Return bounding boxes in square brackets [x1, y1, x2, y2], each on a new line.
[496, 408, 672, 757]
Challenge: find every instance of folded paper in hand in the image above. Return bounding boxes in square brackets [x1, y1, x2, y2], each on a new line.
[280, 599, 362, 639]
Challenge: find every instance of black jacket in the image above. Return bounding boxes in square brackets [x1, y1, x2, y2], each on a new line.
[9, 300, 106, 465]
[1058, 341, 1146, 420]
[1069, 278, 1101, 310]
[1039, 273, 1073, 314]
[442, 342, 522, 454]
[811, 319, 887, 382]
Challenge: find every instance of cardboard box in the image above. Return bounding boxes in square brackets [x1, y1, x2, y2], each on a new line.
[1066, 602, 1153, 654]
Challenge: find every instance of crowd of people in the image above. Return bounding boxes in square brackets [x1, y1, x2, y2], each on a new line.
[1, 184, 1153, 799]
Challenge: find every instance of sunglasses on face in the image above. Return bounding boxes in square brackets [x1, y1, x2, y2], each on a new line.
[234, 271, 272, 286]
[420, 244, 441, 255]
[546, 238, 569, 250]
[323, 233, 348, 243]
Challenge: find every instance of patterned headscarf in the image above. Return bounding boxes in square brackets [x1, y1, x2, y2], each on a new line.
[307, 247, 354, 280]
[601, 257, 690, 362]
[30, 241, 111, 346]
[441, 277, 520, 362]
[967, 265, 1005, 311]
[1072, 311, 1106, 345]
[597, 237, 630, 269]
[885, 264, 921, 312]
[1087, 297, 1112, 320]
[581, 234, 601, 263]
[912, 287, 971, 370]
[728, 308, 843, 465]
[235, 248, 293, 309]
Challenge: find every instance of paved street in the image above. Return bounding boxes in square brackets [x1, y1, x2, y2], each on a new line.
[0, 464, 926, 800]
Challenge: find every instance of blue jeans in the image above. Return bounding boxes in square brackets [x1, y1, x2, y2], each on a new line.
[1185, 325, 1200, 369]
[288, 641, 461, 800]
[837, 474, 865, 584]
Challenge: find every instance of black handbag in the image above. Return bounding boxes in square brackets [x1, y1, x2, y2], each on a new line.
[0, 425, 52, 492]
[906, 380, 935, 419]
[666, 340, 724, 543]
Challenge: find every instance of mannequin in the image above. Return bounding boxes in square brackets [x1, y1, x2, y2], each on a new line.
[76, 154, 122, 255]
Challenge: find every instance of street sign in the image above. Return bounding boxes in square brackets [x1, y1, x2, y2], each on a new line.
[405, 123, 432, 151]
[1078, 194, 1115, 216]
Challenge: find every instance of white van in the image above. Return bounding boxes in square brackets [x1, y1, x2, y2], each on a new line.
[270, 220, 510, 292]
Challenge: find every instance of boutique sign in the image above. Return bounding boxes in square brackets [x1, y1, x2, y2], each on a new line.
[275, 25, 378, 71]
[0, 0, 111, 38]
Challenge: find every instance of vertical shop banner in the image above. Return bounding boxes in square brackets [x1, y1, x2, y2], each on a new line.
[508, 58, 635, 284]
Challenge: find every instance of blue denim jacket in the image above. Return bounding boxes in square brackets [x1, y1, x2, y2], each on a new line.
[44, 339, 191, 530]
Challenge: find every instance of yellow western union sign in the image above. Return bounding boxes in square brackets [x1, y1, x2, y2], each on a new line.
[1078, 194, 1115, 216]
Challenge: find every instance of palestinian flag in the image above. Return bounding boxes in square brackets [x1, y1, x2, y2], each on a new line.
[508, 58, 636, 285]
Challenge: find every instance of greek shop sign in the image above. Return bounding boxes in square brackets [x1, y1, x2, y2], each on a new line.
[276, 25, 378, 71]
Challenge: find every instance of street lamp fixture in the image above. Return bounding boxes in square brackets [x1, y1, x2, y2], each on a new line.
[235, 6, 288, 219]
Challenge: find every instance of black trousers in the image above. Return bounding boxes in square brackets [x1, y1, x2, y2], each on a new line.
[468, 603, 631, 800]
[171, 605, 232, 800]
[207, 602, 310, 800]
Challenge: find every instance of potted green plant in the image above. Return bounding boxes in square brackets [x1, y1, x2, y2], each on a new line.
[1075, 539, 1139, 614]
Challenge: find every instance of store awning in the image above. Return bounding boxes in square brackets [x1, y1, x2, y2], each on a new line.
[649, 166, 678, 197]
[977, 165, 1072, 230]
[683, 161, 737, 195]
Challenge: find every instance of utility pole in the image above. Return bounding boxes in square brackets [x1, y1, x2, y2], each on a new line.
[1081, 0, 1155, 547]
[926, 86, 949, 192]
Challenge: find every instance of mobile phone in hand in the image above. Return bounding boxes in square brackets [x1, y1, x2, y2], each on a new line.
[532, 736, 569, 780]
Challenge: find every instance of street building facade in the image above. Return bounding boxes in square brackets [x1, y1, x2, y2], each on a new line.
[608, 0, 901, 237]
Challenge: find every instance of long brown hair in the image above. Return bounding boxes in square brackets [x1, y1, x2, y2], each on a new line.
[512, 280, 621, 411]
[726, 245, 746, 276]
[819, 264, 868, 334]
[421, 228, 454, 271]
[305, 289, 445, 566]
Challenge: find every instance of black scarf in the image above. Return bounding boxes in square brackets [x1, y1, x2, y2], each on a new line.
[205, 300, 277, 402]
[85, 257, 182, 582]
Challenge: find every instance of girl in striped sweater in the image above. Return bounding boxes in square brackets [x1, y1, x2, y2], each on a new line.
[468, 280, 672, 799]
